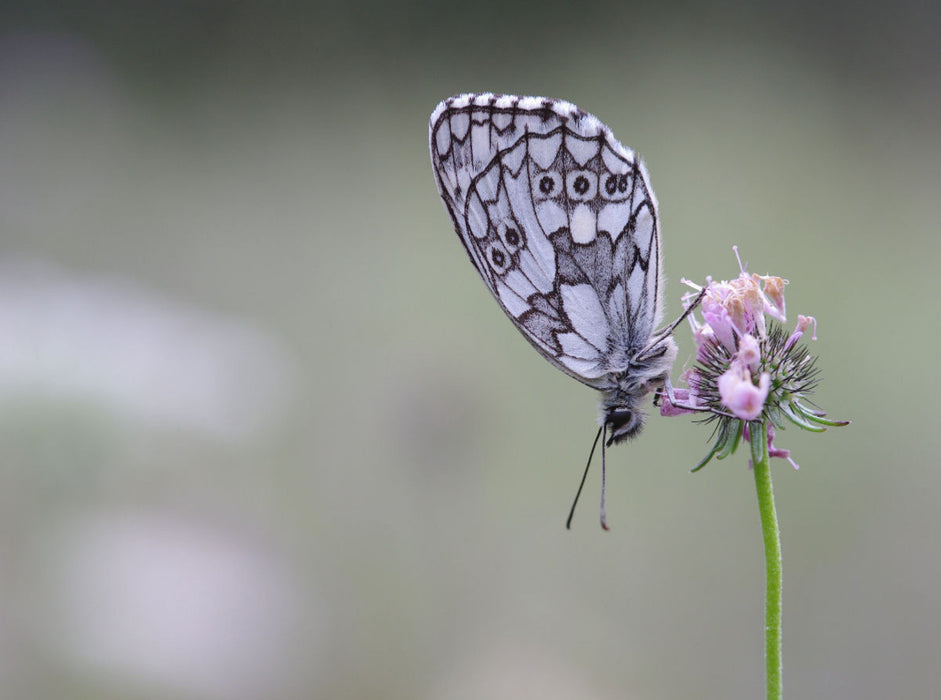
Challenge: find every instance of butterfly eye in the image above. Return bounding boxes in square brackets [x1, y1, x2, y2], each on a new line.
[606, 407, 646, 444]
[601, 172, 632, 201]
[565, 170, 597, 201]
[497, 220, 525, 252]
[531, 171, 562, 201]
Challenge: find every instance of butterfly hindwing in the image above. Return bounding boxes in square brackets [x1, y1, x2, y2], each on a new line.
[429, 93, 665, 388]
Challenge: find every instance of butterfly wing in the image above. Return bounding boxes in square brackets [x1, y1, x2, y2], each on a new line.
[429, 93, 665, 389]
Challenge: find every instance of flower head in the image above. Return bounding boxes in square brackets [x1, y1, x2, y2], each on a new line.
[662, 247, 848, 471]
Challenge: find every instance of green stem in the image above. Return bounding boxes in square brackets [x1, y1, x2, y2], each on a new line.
[752, 425, 783, 700]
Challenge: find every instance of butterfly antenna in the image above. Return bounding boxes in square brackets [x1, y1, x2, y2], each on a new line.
[566, 425, 603, 530]
[600, 422, 610, 530]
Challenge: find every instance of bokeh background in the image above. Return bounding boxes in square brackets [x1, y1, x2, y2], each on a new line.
[1, 2, 939, 698]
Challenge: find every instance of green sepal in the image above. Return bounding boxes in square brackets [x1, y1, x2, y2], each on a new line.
[781, 402, 827, 432]
[691, 440, 721, 473]
[794, 403, 850, 427]
[716, 419, 743, 460]
[749, 420, 768, 466]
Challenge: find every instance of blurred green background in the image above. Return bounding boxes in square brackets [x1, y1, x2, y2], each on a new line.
[1, 1, 938, 698]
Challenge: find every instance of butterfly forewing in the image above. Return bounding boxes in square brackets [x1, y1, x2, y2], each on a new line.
[429, 93, 666, 390]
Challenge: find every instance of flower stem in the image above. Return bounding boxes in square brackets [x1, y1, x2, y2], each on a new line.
[753, 430, 783, 700]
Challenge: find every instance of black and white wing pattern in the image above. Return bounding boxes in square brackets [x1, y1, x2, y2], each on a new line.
[429, 93, 666, 390]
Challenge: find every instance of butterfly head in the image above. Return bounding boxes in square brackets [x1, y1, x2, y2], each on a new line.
[601, 339, 678, 445]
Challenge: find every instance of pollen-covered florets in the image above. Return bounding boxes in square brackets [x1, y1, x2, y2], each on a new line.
[661, 247, 847, 471]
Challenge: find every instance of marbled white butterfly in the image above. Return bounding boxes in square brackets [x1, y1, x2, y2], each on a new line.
[429, 93, 700, 527]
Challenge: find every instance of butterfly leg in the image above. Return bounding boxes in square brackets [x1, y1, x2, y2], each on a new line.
[637, 286, 707, 361]
[657, 375, 704, 414]
[655, 375, 678, 406]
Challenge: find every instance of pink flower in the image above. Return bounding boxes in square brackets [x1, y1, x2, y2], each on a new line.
[682, 253, 788, 353]
[767, 425, 800, 470]
[718, 364, 770, 420]
[700, 290, 738, 352]
[758, 275, 787, 322]
[737, 334, 761, 373]
[668, 248, 848, 473]
[785, 315, 817, 351]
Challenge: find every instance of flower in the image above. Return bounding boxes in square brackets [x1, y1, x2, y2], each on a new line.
[661, 247, 848, 471]
[718, 362, 770, 421]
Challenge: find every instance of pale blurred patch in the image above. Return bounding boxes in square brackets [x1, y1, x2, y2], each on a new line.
[26, 510, 321, 700]
[0, 259, 295, 441]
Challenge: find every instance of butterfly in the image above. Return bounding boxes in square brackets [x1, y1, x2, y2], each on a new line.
[429, 93, 701, 528]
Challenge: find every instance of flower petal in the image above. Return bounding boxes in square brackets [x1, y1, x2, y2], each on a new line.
[718, 368, 770, 421]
